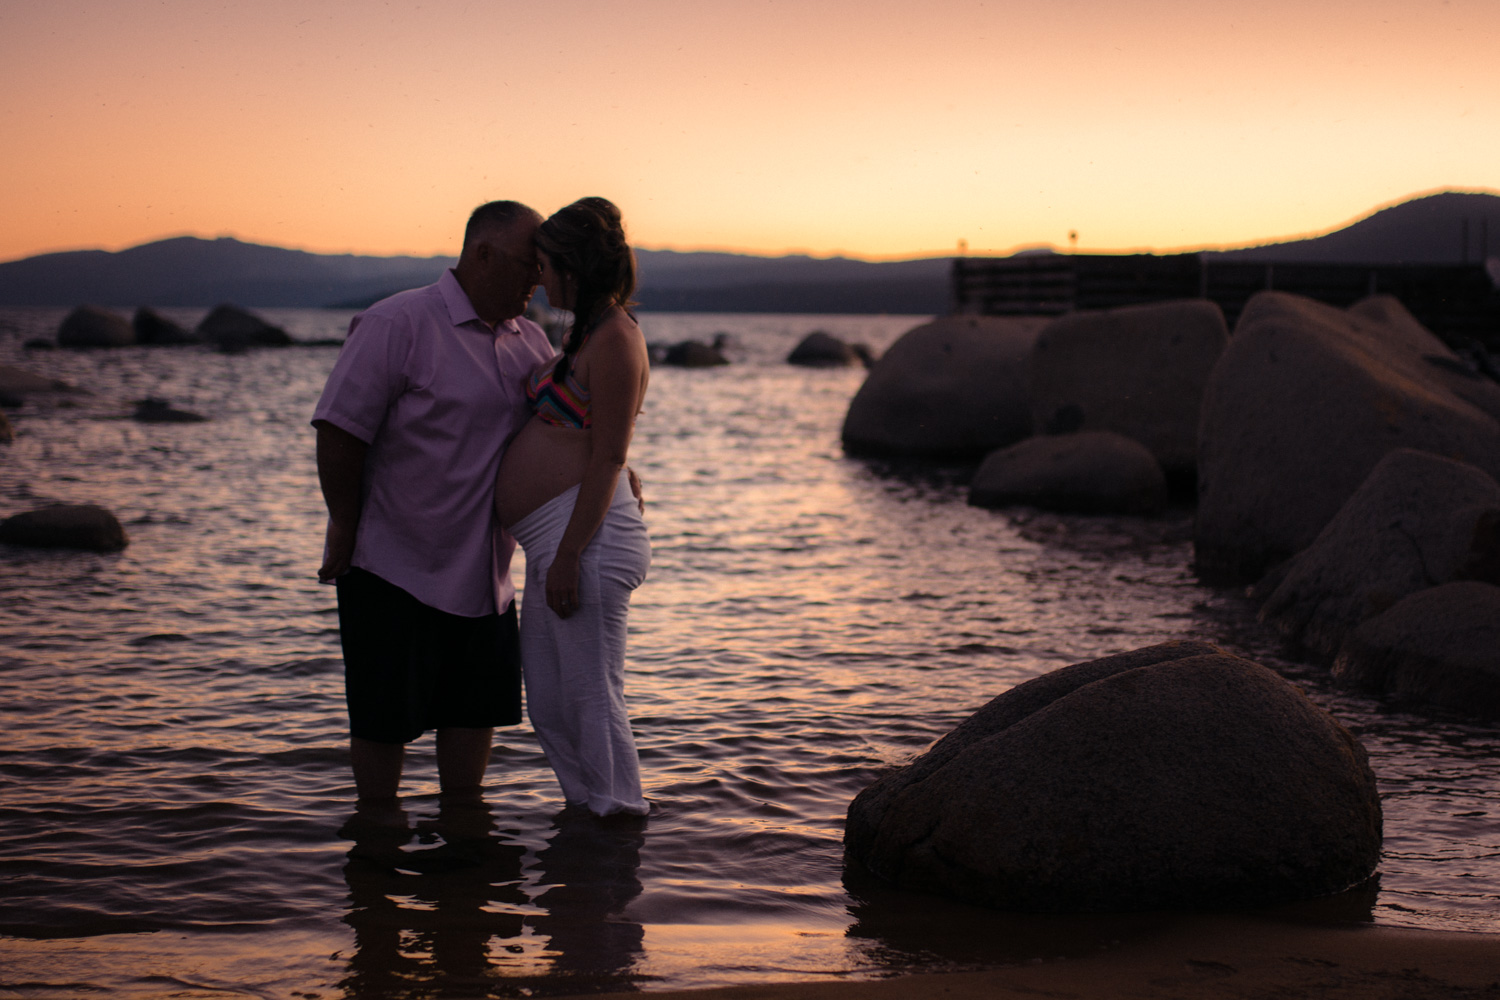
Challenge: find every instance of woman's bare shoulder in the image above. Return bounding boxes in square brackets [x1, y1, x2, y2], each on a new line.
[583, 307, 646, 357]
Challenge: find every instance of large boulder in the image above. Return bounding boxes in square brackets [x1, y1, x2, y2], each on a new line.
[0, 504, 129, 552]
[1333, 581, 1500, 719]
[133, 307, 199, 346]
[1029, 300, 1227, 483]
[968, 431, 1167, 514]
[196, 304, 291, 350]
[1259, 449, 1500, 658]
[1195, 292, 1500, 582]
[842, 315, 1046, 460]
[57, 306, 134, 348]
[845, 640, 1381, 912]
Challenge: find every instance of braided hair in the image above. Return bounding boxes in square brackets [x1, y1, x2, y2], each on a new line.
[536, 197, 637, 381]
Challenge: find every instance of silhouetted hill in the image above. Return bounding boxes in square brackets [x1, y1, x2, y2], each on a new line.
[0, 236, 951, 312]
[0, 237, 455, 308]
[1213, 191, 1500, 264]
[633, 251, 950, 313]
[2, 190, 1494, 311]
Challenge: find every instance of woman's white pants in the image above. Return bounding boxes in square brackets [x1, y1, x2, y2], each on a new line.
[509, 479, 651, 816]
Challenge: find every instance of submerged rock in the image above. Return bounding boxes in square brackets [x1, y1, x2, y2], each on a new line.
[0, 504, 129, 552]
[132, 397, 208, 423]
[842, 315, 1045, 460]
[846, 640, 1381, 912]
[1030, 300, 1226, 484]
[58, 306, 134, 348]
[1259, 449, 1500, 658]
[0, 411, 11, 444]
[1334, 581, 1500, 719]
[968, 431, 1167, 514]
[196, 304, 292, 351]
[1195, 293, 1500, 582]
[0, 364, 84, 406]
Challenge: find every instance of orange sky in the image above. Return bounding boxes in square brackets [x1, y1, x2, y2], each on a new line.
[2, 0, 1497, 263]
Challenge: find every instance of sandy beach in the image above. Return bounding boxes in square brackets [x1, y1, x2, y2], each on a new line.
[565, 917, 1500, 1000]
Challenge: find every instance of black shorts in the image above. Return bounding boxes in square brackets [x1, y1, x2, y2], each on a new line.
[335, 567, 522, 745]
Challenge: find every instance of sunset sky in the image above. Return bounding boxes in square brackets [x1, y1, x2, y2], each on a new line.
[2, 0, 1496, 263]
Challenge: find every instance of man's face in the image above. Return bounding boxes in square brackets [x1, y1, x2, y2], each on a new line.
[482, 218, 542, 321]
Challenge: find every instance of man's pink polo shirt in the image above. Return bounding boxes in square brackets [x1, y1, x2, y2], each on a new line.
[313, 269, 554, 617]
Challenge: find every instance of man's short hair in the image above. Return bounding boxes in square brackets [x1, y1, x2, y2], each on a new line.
[464, 201, 539, 249]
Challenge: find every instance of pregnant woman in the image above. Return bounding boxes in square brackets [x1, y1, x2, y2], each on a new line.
[494, 197, 652, 817]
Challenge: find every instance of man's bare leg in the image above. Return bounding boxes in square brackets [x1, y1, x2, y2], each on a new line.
[351, 736, 404, 800]
[436, 727, 493, 796]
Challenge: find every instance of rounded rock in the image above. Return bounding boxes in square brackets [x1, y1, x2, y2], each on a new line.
[1195, 292, 1500, 582]
[1030, 300, 1227, 482]
[196, 304, 292, 350]
[846, 640, 1381, 912]
[842, 315, 1046, 460]
[969, 430, 1167, 514]
[1333, 581, 1500, 719]
[0, 504, 129, 552]
[1259, 449, 1500, 657]
[58, 306, 134, 348]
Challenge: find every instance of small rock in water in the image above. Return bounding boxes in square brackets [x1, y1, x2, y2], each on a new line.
[58, 306, 134, 348]
[197, 304, 292, 351]
[659, 335, 731, 367]
[788, 331, 866, 367]
[0, 504, 129, 551]
[133, 307, 199, 346]
[132, 397, 208, 423]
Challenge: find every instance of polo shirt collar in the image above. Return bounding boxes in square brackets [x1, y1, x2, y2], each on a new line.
[439, 269, 519, 335]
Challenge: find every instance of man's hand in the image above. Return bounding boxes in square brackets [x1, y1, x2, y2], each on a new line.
[627, 466, 645, 514]
[319, 519, 357, 583]
[316, 421, 368, 582]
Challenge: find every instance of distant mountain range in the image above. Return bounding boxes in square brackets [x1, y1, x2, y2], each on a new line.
[0, 190, 1494, 312]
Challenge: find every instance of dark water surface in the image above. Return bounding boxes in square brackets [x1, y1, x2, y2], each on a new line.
[1, 307, 1496, 998]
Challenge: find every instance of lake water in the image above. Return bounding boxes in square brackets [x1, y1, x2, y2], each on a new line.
[1, 306, 1496, 999]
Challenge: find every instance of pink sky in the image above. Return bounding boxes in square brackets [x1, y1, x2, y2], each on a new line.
[1, 0, 1496, 262]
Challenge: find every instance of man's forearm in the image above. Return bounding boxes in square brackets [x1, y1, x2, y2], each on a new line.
[315, 421, 368, 525]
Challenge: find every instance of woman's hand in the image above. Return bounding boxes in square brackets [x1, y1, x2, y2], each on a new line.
[546, 550, 582, 618]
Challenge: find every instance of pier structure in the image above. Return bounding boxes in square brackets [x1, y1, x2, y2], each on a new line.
[952, 253, 1500, 348]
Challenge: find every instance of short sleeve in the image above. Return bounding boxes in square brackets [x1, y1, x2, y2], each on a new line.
[311, 311, 411, 443]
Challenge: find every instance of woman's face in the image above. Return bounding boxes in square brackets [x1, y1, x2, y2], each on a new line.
[539, 251, 572, 311]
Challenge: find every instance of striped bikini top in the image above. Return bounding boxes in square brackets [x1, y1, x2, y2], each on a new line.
[526, 356, 590, 429]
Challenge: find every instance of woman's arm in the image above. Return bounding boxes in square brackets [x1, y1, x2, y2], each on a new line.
[545, 310, 649, 617]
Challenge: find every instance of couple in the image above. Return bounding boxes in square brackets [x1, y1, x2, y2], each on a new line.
[313, 197, 652, 818]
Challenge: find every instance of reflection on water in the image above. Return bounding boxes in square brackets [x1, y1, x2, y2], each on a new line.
[339, 798, 645, 996]
[1, 307, 1497, 998]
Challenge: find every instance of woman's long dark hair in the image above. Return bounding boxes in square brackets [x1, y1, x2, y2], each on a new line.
[536, 197, 637, 381]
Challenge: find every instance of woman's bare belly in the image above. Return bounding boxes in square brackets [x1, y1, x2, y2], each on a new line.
[495, 416, 592, 528]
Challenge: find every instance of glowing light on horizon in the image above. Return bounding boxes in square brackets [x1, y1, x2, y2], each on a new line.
[1, 0, 1496, 262]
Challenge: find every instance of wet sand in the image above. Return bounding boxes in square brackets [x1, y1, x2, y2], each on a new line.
[567, 917, 1500, 1000]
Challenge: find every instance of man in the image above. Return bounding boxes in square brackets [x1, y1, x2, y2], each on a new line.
[313, 200, 554, 802]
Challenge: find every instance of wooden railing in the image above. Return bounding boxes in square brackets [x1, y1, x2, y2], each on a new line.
[952, 254, 1500, 347]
